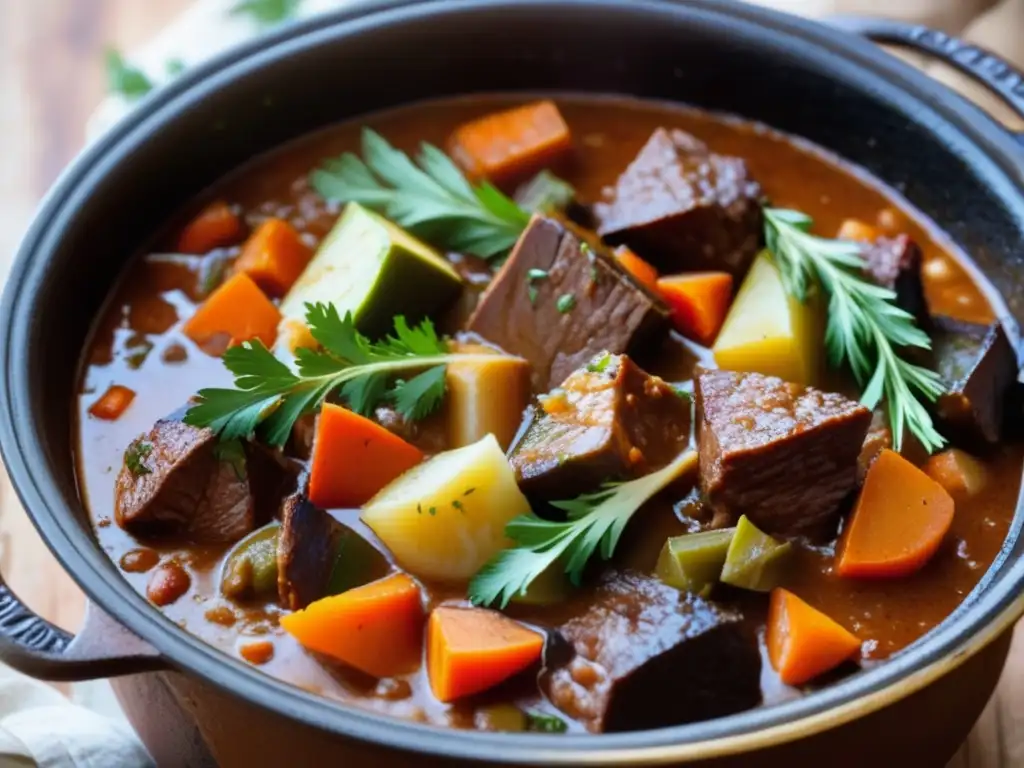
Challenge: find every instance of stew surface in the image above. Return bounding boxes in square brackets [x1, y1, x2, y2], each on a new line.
[77, 95, 1022, 733]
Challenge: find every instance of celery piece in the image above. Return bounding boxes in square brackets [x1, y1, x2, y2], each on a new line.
[720, 515, 791, 592]
[655, 528, 735, 596]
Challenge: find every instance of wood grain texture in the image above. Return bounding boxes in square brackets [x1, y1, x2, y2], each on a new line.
[0, 1, 1020, 765]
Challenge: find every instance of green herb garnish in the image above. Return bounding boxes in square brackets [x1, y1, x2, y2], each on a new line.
[183, 303, 500, 446]
[310, 129, 530, 260]
[105, 49, 153, 100]
[586, 353, 612, 374]
[452, 500, 464, 513]
[469, 450, 698, 607]
[527, 286, 539, 306]
[124, 440, 153, 477]
[526, 268, 549, 281]
[230, 0, 303, 25]
[764, 208, 945, 452]
[556, 293, 576, 314]
[514, 170, 576, 215]
[214, 439, 248, 481]
[526, 711, 569, 734]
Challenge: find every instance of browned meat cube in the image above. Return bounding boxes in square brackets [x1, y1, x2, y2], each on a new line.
[115, 416, 254, 544]
[861, 234, 928, 327]
[278, 492, 390, 610]
[467, 215, 669, 391]
[932, 316, 1017, 448]
[696, 370, 872, 537]
[509, 354, 691, 498]
[594, 128, 763, 278]
[544, 571, 760, 732]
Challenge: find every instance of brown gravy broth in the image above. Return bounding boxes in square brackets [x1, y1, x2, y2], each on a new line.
[76, 95, 1022, 729]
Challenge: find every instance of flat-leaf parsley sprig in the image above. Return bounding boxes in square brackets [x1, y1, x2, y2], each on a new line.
[469, 450, 698, 608]
[764, 207, 945, 452]
[311, 128, 531, 260]
[184, 303, 508, 446]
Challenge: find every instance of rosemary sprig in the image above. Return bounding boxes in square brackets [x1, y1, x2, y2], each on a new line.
[310, 128, 531, 260]
[469, 450, 698, 608]
[764, 207, 946, 452]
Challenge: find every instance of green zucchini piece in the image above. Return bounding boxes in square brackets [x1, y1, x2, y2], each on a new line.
[280, 202, 463, 338]
[720, 515, 792, 592]
[221, 522, 280, 600]
[655, 528, 736, 596]
[325, 525, 391, 597]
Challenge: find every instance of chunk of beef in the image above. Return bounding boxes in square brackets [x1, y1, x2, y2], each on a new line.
[931, 316, 1017, 448]
[277, 492, 389, 610]
[861, 234, 928, 328]
[857, 411, 893, 485]
[544, 571, 760, 732]
[467, 215, 669, 391]
[594, 128, 763, 278]
[509, 354, 691, 498]
[696, 371, 872, 537]
[115, 415, 254, 544]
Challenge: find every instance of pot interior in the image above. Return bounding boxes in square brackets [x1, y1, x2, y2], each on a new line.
[7, 0, 1024, 759]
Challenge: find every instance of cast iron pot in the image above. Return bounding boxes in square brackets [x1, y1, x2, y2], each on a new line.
[2, 1, 1024, 765]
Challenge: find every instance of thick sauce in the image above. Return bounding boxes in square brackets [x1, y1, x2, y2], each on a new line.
[77, 95, 1022, 729]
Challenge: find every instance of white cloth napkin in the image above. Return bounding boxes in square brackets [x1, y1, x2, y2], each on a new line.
[9, 0, 1021, 766]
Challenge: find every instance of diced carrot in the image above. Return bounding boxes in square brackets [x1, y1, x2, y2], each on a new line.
[280, 573, 423, 677]
[88, 384, 136, 421]
[656, 272, 733, 345]
[233, 218, 312, 297]
[837, 450, 955, 579]
[925, 448, 988, 499]
[177, 200, 245, 254]
[836, 218, 882, 243]
[182, 273, 281, 350]
[766, 588, 862, 686]
[427, 606, 544, 702]
[308, 403, 424, 509]
[614, 246, 659, 291]
[448, 100, 572, 185]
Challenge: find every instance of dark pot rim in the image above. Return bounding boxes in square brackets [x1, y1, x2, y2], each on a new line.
[3, 0, 1024, 763]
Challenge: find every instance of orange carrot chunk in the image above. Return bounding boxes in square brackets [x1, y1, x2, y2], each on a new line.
[428, 606, 544, 702]
[924, 448, 988, 498]
[656, 272, 733, 346]
[308, 403, 424, 509]
[613, 246, 659, 292]
[766, 588, 862, 686]
[448, 100, 572, 185]
[177, 200, 245, 254]
[233, 218, 312, 297]
[88, 384, 136, 421]
[182, 272, 281, 351]
[280, 573, 423, 677]
[837, 449, 955, 579]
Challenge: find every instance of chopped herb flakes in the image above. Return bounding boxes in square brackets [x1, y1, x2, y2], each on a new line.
[105, 49, 153, 100]
[463, 487, 476, 496]
[527, 268, 549, 281]
[125, 441, 154, 477]
[586, 353, 612, 373]
[528, 286, 539, 306]
[526, 711, 568, 733]
[429, 506, 437, 516]
[452, 500, 464, 512]
[556, 293, 576, 314]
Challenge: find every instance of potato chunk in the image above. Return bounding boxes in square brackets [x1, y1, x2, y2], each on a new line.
[712, 251, 822, 385]
[361, 435, 530, 581]
[445, 342, 531, 451]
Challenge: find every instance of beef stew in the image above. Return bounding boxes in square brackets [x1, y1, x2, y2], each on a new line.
[77, 95, 1022, 734]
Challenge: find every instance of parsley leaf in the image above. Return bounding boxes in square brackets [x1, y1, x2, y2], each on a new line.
[310, 128, 530, 260]
[105, 49, 153, 100]
[765, 208, 945, 452]
[230, 0, 303, 25]
[124, 440, 153, 476]
[184, 304, 517, 446]
[469, 450, 698, 608]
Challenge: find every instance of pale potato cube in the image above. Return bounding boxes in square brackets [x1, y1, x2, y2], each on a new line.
[361, 435, 530, 581]
[713, 250, 823, 385]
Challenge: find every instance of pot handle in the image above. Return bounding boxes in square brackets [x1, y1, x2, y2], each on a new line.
[830, 16, 1024, 143]
[0, 572, 166, 681]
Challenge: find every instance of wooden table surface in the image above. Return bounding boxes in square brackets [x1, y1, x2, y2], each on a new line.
[0, 2, 1021, 765]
